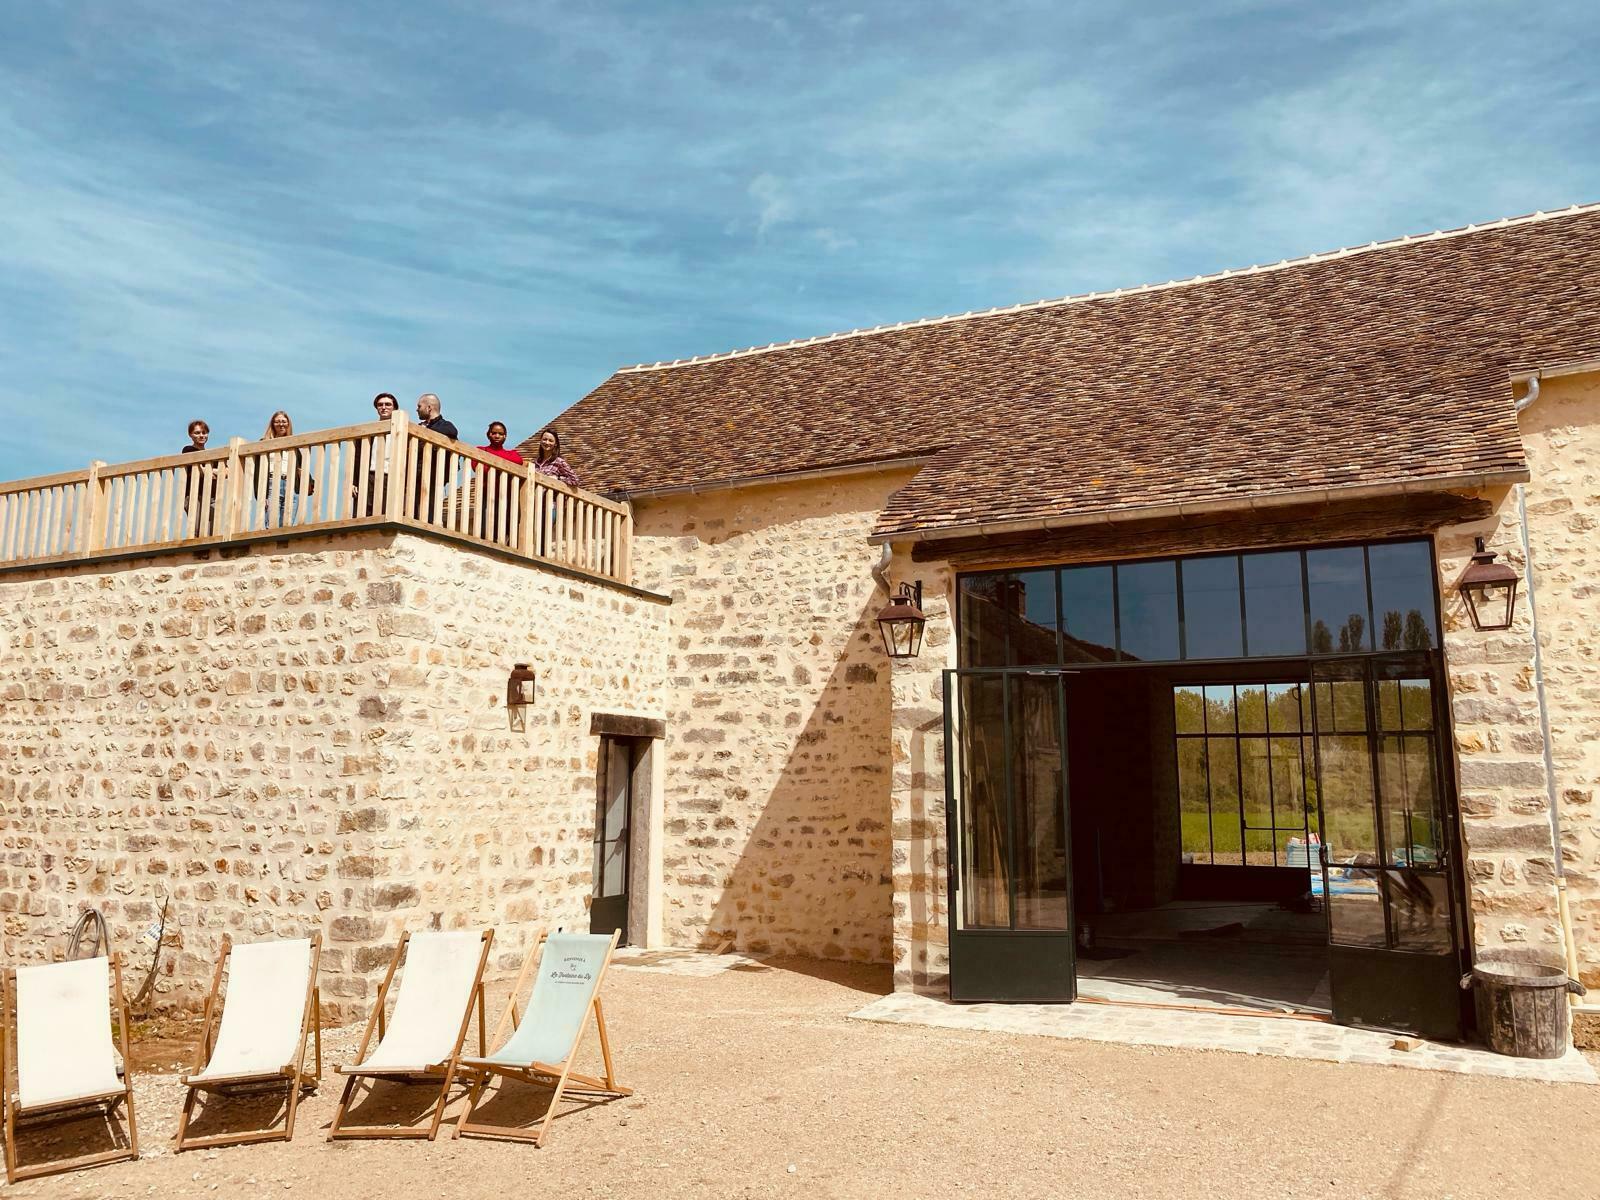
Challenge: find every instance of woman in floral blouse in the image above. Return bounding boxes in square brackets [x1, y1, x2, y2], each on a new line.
[530, 426, 580, 488]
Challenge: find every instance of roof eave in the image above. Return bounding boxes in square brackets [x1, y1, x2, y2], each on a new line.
[868, 468, 1531, 546]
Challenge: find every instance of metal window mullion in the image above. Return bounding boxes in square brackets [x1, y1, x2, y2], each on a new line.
[1111, 566, 1123, 662]
[1234, 686, 1247, 864]
[1264, 729, 1279, 866]
[1002, 674, 1017, 930]
[1237, 555, 1249, 658]
[1362, 662, 1396, 949]
[1175, 559, 1187, 661]
[1300, 551, 1314, 656]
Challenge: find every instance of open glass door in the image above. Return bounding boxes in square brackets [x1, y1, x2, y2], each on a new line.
[1310, 654, 1464, 1038]
[945, 668, 1075, 1002]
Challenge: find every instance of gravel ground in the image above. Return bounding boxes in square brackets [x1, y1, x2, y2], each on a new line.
[9, 956, 1599, 1200]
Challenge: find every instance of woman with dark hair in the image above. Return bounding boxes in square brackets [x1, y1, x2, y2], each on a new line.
[530, 427, 579, 488]
[475, 421, 523, 540]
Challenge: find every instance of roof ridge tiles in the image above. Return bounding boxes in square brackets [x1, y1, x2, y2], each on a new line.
[613, 201, 1599, 375]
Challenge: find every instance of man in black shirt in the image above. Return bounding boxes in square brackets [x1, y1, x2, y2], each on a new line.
[416, 393, 458, 440]
[413, 393, 459, 523]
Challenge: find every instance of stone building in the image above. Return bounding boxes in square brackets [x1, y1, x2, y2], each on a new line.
[3, 202, 1599, 1044]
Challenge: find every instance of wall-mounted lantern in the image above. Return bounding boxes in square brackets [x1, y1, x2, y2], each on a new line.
[506, 662, 537, 709]
[876, 582, 927, 659]
[1459, 538, 1520, 631]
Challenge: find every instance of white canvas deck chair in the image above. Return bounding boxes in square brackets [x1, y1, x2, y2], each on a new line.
[174, 933, 322, 1152]
[454, 930, 630, 1147]
[327, 928, 493, 1141]
[2, 954, 139, 1184]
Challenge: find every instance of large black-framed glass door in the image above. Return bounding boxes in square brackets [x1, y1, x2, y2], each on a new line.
[945, 667, 1075, 1002]
[1309, 653, 1465, 1039]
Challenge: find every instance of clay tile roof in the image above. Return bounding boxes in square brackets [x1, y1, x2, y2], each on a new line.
[532, 204, 1600, 540]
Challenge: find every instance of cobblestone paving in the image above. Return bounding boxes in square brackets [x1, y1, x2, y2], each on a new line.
[851, 991, 1597, 1084]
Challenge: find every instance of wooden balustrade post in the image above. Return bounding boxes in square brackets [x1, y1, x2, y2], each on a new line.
[517, 467, 536, 559]
[617, 504, 633, 583]
[80, 461, 107, 554]
[222, 438, 245, 541]
[385, 411, 409, 522]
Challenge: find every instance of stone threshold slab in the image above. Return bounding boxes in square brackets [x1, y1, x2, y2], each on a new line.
[849, 992, 1597, 1085]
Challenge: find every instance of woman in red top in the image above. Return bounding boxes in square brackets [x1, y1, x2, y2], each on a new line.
[478, 421, 523, 465]
[476, 421, 523, 541]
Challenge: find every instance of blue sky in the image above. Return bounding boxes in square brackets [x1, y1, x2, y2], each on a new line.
[2, 1, 1597, 478]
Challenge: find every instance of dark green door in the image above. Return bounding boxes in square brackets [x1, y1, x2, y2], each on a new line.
[1309, 654, 1465, 1039]
[945, 668, 1076, 1002]
[590, 736, 637, 940]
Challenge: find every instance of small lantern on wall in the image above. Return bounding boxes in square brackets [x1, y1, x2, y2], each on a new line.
[1459, 538, 1520, 631]
[876, 582, 927, 659]
[506, 663, 537, 709]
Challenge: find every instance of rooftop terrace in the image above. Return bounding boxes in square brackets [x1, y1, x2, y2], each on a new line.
[0, 413, 633, 585]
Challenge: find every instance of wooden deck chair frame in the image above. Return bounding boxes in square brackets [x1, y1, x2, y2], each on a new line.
[326, 929, 493, 1141]
[174, 932, 324, 1153]
[2, 953, 140, 1185]
[454, 929, 631, 1147]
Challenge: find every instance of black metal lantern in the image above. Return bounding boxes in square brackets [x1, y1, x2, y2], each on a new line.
[876, 582, 926, 659]
[506, 662, 537, 709]
[1459, 538, 1520, 631]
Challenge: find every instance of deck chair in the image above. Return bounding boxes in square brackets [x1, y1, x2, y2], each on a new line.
[174, 933, 322, 1152]
[327, 929, 493, 1141]
[2, 954, 139, 1184]
[454, 930, 630, 1147]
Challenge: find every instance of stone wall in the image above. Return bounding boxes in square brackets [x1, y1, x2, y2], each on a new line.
[1439, 370, 1600, 986]
[0, 529, 668, 1016]
[628, 469, 915, 963]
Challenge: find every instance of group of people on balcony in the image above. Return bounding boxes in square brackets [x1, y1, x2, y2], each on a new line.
[180, 392, 581, 487]
[176, 392, 581, 536]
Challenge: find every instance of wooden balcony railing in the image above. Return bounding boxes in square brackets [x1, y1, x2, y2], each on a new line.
[0, 414, 633, 584]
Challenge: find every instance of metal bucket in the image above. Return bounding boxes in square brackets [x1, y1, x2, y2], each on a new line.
[1461, 959, 1586, 1059]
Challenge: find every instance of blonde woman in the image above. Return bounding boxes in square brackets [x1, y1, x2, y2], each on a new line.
[261, 410, 314, 527]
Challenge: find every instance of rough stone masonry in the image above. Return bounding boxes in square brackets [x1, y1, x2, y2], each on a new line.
[0, 529, 668, 1017]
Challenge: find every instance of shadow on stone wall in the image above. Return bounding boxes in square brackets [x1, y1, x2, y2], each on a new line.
[666, 601, 895, 965]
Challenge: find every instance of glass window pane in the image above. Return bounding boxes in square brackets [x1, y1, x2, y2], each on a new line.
[1376, 679, 1402, 732]
[1388, 872, 1452, 952]
[1266, 683, 1302, 733]
[958, 571, 1059, 666]
[1269, 736, 1309, 852]
[1400, 679, 1434, 731]
[958, 575, 1011, 668]
[1060, 566, 1118, 663]
[1307, 547, 1371, 655]
[959, 675, 1011, 929]
[1317, 730, 1385, 948]
[1010, 570, 1060, 665]
[1181, 555, 1243, 659]
[1237, 684, 1267, 734]
[601, 839, 626, 895]
[1368, 540, 1438, 652]
[1178, 738, 1211, 864]
[1206, 736, 1241, 865]
[1243, 551, 1307, 657]
[1203, 684, 1236, 734]
[1380, 734, 1441, 868]
[1174, 685, 1205, 735]
[1011, 676, 1068, 929]
[1240, 739, 1274, 864]
[603, 740, 631, 837]
[1116, 560, 1179, 662]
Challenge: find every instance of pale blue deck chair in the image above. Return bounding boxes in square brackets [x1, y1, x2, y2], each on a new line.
[453, 930, 630, 1146]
